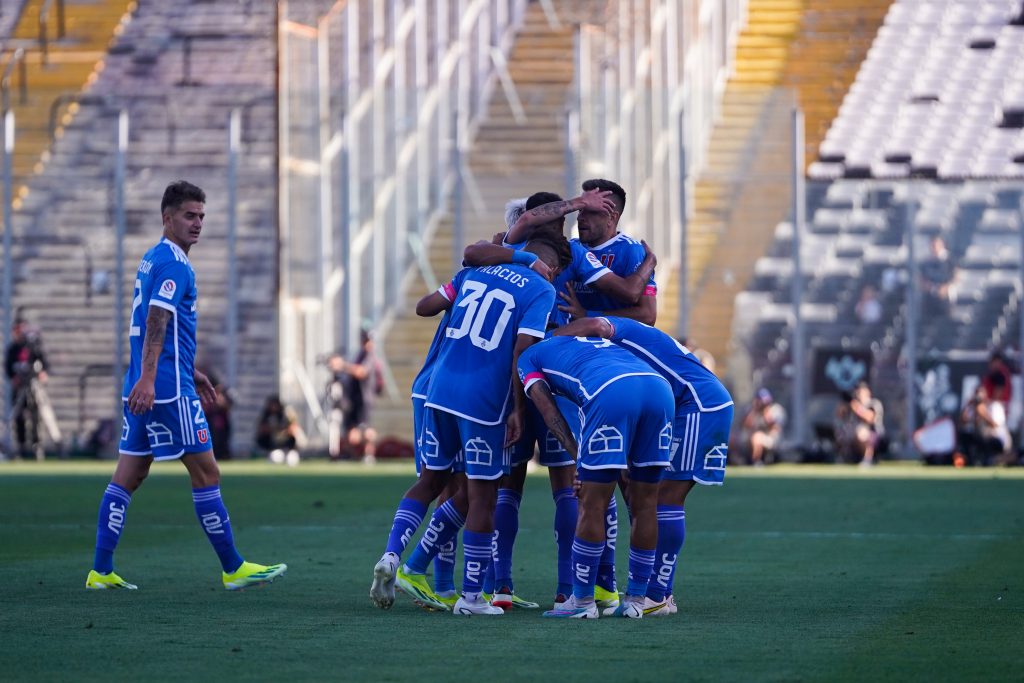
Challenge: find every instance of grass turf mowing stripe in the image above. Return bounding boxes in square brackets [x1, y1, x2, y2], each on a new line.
[0, 467, 1021, 681]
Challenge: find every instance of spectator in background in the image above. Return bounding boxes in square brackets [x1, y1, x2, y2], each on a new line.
[834, 382, 885, 468]
[920, 236, 957, 316]
[855, 284, 882, 325]
[956, 384, 1012, 466]
[339, 330, 384, 465]
[681, 336, 716, 374]
[324, 353, 347, 461]
[738, 388, 786, 466]
[981, 349, 1012, 411]
[255, 394, 303, 467]
[4, 316, 50, 460]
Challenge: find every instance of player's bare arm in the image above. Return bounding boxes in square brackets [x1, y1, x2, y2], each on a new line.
[552, 317, 613, 339]
[416, 290, 453, 317]
[127, 305, 171, 414]
[591, 240, 657, 304]
[463, 241, 553, 280]
[505, 189, 615, 244]
[560, 282, 657, 326]
[507, 333, 542, 446]
[527, 381, 578, 460]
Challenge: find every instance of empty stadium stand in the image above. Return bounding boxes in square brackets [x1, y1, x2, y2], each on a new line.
[811, 0, 1024, 180]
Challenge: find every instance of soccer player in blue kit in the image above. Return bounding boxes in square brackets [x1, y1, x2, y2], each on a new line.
[370, 235, 569, 615]
[85, 181, 286, 591]
[554, 316, 733, 616]
[462, 190, 656, 609]
[506, 179, 658, 611]
[518, 334, 674, 618]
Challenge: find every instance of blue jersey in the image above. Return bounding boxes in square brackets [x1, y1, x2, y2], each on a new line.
[411, 306, 453, 400]
[504, 237, 609, 328]
[601, 316, 733, 412]
[571, 233, 656, 313]
[425, 264, 555, 425]
[517, 335, 665, 409]
[122, 238, 198, 402]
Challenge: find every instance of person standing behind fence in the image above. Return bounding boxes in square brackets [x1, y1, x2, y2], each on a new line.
[84, 180, 285, 591]
[340, 329, 384, 464]
[4, 316, 50, 461]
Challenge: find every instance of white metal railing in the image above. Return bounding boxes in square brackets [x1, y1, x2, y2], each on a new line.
[277, 0, 527, 439]
[572, 0, 748, 323]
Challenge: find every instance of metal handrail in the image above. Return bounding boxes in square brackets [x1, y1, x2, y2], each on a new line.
[38, 0, 66, 66]
[48, 92, 177, 153]
[0, 47, 27, 111]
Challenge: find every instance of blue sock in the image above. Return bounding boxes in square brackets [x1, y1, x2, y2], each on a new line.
[627, 545, 656, 598]
[433, 534, 458, 593]
[492, 489, 521, 589]
[192, 486, 244, 573]
[647, 506, 686, 601]
[596, 497, 617, 592]
[384, 497, 427, 557]
[553, 487, 577, 596]
[406, 500, 465, 574]
[483, 545, 495, 595]
[571, 538, 606, 601]
[93, 483, 132, 573]
[462, 530, 493, 597]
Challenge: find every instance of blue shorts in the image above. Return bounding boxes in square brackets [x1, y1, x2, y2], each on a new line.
[119, 395, 213, 460]
[667, 405, 733, 485]
[421, 407, 507, 480]
[578, 375, 674, 473]
[412, 396, 426, 474]
[512, 395, 579, 468]
[577, 463, 663, 484]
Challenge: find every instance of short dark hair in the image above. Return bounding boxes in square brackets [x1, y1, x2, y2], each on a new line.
[526, 191, 563, 211]
[526, 233, 572, 270]
[161, 180, 206, 214]
[581, 178, 626, 213]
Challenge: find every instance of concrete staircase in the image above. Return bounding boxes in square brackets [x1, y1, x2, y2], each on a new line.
[375, 3, 572, 441]
[5, 1, 278, 455]
[659, 0, 891, 385]
[4, 0, 135, 196]
[657, 0, 803, 369]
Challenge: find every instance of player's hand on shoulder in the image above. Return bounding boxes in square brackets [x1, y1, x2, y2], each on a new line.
[640, 239, 657, 267]
[529, 258, 553, 280]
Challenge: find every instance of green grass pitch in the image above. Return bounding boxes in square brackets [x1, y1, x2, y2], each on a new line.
[1, 461, 1022, 681]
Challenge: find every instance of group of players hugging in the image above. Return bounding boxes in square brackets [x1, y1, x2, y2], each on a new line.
[370, 178, 734, 618]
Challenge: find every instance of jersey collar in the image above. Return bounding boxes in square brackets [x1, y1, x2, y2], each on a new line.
[161, 238, 192, 263]
[589, 232, 624, 251]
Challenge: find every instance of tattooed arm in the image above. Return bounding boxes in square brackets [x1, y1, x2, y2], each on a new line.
[504, 189, 616, 244]
[526, 380, 578, 460]
[127, 306, 171, 415]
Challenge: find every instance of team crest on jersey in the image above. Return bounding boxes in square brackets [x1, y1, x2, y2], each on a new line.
[158, 279, 177, 299]
[197, 428, 209, 444]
